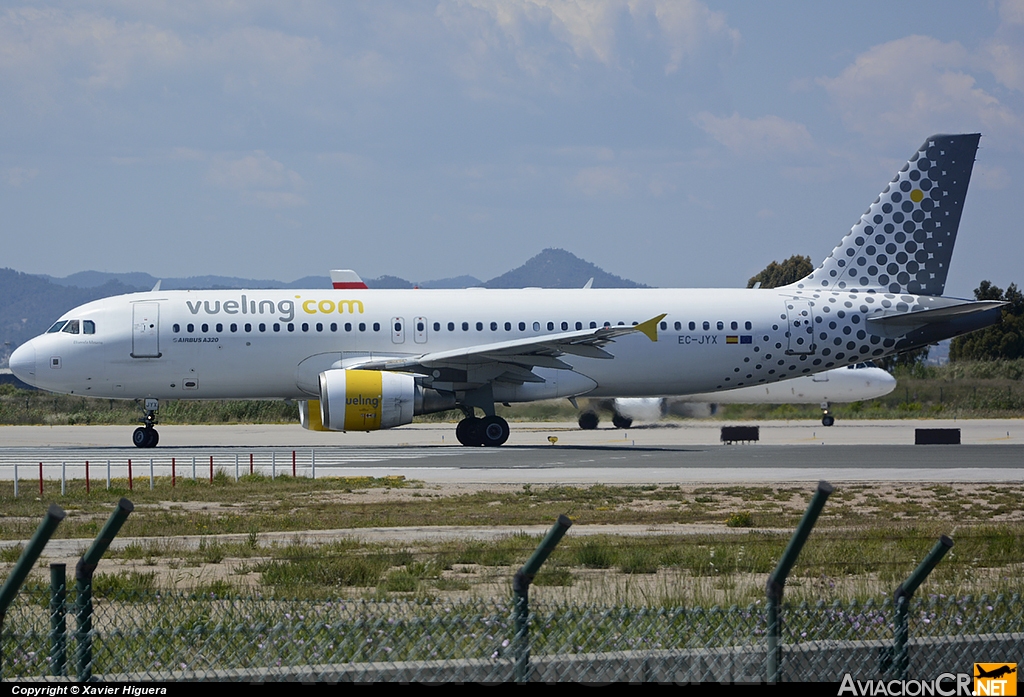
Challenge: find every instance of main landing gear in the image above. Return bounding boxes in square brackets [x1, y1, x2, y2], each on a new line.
[133, 398, 160, 448]
[821, 401, 835, 427]
[455, 414, 510, 447]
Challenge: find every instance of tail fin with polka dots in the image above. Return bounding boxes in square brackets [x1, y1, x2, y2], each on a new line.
[792, 134, 980, 297]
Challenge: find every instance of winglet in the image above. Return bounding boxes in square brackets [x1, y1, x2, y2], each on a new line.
[330, 269, 369, 290]
[635, 314, 667, 342]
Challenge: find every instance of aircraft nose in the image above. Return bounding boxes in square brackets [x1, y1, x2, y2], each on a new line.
[9, 342, 36, 384]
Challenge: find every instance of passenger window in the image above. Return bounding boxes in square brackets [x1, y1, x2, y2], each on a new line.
[216, 323, 223, 332]
[287, 323, 294, 332]
[731, 321, 738, 330]
[576, 322, 582, 330]
[417, 322, 425, 331]
[476, 322, 483, 331]
[345, 323, 352, 332]
[590, 322, 597, 329]
[187, 323, 195, 333]
[448, 322, 455, 331]
[373, 322, 380, 332]
[519, 322, 526, 331]
[505, 322, 512, 331]
[259, 323, 266, 332]
[330, 323, 337, 332]
[745, 321, 752, 330]
[173, 324, 181, 333]
[533, 322, 540, 331]
[230, 324, 238, 332]
[358, 323, 366, 332]
[201, 324, 209, 332]
[490, 321, 497, 331]
[433, 322, 441, 331]
[660, 322, 667, 330]
[561, 322, 568, 330]
[547, 322, 554, 331]
[689, 322, 695, 331]
[273, 324, 280, 332]
[702, 321, 709, 331]
[62, 320, 80, 334]
[245, 323, 252, 332]
[462, 322, 469, 331]
[674, 322, 681, 330]
[717, 321, 724, 330]
[302, 323, 310, 332]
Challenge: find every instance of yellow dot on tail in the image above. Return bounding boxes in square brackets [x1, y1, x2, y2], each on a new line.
[910, 189, 924, 203]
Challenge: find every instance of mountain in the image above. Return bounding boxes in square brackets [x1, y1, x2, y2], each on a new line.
[0, 268, 142, 367]
[484, 249, 647, 289]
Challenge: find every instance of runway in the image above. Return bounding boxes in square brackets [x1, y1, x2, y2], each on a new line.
[1, 420, 1022, 483]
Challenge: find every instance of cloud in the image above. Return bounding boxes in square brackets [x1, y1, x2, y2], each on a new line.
[206, 152, 306, 207]
[570, 165, 630, 196]
[3, 167, 39, 186]
[819, 35, 1021, 143]
[438, 0, 738, 88]
[693, 112, 814, 156]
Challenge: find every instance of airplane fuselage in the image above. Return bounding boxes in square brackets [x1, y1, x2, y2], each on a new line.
[15, 285, 984, 403]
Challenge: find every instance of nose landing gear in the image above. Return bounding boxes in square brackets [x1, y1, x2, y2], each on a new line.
[133, 398, 160, 448]
[821, 401, 835, 427]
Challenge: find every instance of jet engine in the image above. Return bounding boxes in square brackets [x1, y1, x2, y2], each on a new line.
[313, 369, 456, 431]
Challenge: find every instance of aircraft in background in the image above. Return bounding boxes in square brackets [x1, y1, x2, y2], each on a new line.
[579, 361, 896, 429]
[9, 134, 1003, 447]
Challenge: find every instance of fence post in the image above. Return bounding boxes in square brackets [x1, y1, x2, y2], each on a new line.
[209, 455, 214, 484]
[0, 504, 66, 681]
[766, 480, 833, 683]
[76, 498, 134, 683]
[893, 536, 953, 680]
[61, 462, 66, 496]
[50, 563, 67, 677]
[149, 459, 154, 490]
[292, 450, 296, 477]
[311, 450, 315, 480]
[13, 464, 17, 498]
[85, 461, 89, 494]
[512, 514, 572, 683]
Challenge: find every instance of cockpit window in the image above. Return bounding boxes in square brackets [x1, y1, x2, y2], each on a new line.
[47, 321, 68, 333]
[61, 320, 80, 335]
[83, 320, 95, 335]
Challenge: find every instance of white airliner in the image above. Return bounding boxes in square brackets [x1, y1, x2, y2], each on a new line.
[585, 362, 897, 429]
[9, 134, 1003, 448]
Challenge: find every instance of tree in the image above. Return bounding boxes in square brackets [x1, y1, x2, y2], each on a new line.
[949, 281, 1024, 361]
[746, 255, 813, 289]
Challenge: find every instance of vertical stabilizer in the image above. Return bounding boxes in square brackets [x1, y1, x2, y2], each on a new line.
[793, 134, 980, 296]
[330, 269, 369, 290]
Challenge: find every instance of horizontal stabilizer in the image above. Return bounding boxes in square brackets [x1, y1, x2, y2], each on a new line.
[866, 301, 1006, 328]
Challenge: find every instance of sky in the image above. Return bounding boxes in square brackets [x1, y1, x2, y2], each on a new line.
[2, 1, 1023, 297]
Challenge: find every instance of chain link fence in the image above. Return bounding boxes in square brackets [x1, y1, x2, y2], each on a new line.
[3, 588, 1021, 682]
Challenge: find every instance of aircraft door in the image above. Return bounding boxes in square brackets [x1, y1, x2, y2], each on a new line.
[131, 302, 162, 358]
[785, 299, 815, 355]
[391, 317, 405, 344]
[414, 317, 427, 344]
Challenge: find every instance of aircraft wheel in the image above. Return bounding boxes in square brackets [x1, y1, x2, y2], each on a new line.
[456, 417, 482, 446]
[578, 411, 599, 430]
[479, 415, 510, 447]
[612, 414, 633, 430]
[133, 427, 158, 448]
[822, 415, 835, 427]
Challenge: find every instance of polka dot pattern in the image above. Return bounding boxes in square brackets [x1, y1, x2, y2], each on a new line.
[796, 134, 980, 296]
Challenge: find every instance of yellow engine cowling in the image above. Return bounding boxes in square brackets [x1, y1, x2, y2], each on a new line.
[298, 400, 328, 431]
[318, 369, 416, 431]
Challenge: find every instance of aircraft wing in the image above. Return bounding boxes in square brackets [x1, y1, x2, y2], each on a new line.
[350, 313, 666, 385]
